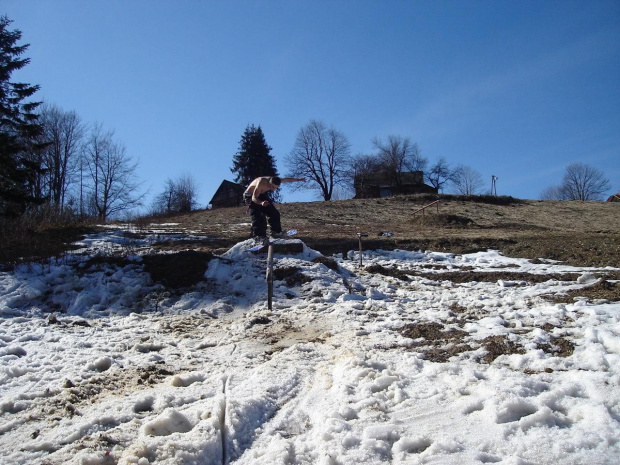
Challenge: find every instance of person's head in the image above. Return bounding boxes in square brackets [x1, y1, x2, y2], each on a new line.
[269, 176, 281, 190]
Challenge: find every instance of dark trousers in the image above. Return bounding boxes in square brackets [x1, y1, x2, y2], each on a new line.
[246, 193, 282, 237]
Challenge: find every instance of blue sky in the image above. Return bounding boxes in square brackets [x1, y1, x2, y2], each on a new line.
[4, 0, 619, 207]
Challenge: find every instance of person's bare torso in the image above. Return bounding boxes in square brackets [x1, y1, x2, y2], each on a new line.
[245, 177, 272, 197]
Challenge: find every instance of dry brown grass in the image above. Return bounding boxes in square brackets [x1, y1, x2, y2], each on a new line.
[2, 195, 618, 270]
[163, 195, 620, 267]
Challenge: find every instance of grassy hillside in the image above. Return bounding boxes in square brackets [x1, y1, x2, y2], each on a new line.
[163, 195, 620, 268]
[2, 195, 619, 270]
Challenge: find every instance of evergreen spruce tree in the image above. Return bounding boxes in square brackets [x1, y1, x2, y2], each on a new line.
[231, 124, 278, 187]
[0, 16, 44, 215]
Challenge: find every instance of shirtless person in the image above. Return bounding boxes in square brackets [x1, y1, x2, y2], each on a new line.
[243, 176, 305, 242]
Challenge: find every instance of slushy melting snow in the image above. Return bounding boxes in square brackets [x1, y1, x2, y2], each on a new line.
[1, 225, 619, 464]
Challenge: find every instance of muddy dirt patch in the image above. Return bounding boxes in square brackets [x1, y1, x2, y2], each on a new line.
[398, 322, 471, 362]
[478, 336, 526, 363]
[273, 266, 313, 286]
[248, 316, 328, 352]
[19, 363, 176, 433]
[550, 278, 620, 304]
[411, 213, 476, 228]
[142, 250, 213, 288]
[537, 337, 576, 358]
[413, 270, 579, 284]
[365, 264, 410, 281]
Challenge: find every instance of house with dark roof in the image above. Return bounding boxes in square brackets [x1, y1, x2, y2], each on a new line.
[209, 180, 245, 208]
[354, 171, 438, 198]
[607, 190, 620, 202]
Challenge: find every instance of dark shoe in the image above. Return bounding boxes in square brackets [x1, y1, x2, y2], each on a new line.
[270, 231, 285, 239]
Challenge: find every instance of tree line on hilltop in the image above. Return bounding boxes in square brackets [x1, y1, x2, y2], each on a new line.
[230, 121, 495, 202]
[230, 121, 611, 204]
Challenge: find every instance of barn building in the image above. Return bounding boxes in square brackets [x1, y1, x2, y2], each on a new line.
[209, 180, 246, 208]
[354, 171, 438, 198]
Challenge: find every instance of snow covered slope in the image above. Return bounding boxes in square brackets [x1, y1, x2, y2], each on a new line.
[1, 228, 619, 464]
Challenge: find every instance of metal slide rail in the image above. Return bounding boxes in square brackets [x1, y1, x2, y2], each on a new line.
[412, 200, 440, 215]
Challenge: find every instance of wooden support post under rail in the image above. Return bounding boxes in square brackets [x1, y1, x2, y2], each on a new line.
[357, 233, 369, 267]
[267, 243, 274, 310]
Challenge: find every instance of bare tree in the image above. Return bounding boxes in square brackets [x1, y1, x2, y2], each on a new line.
[83, 123, 144, 221]
[450, 165, 483, 195]
[153, 178, 176, 214]
[560, 162, 610, 201]
[425, 157, 453, 192]
[372, 135, 427, 190]
[39, 103, 85, 209]
[175, 174, 199, 212]
[541, 163, 610, 201]
[152, 173, 199, 214]
[348, 153, 381, 181]
[540, 185, 566, 201]
[285, 120, 350, 201]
